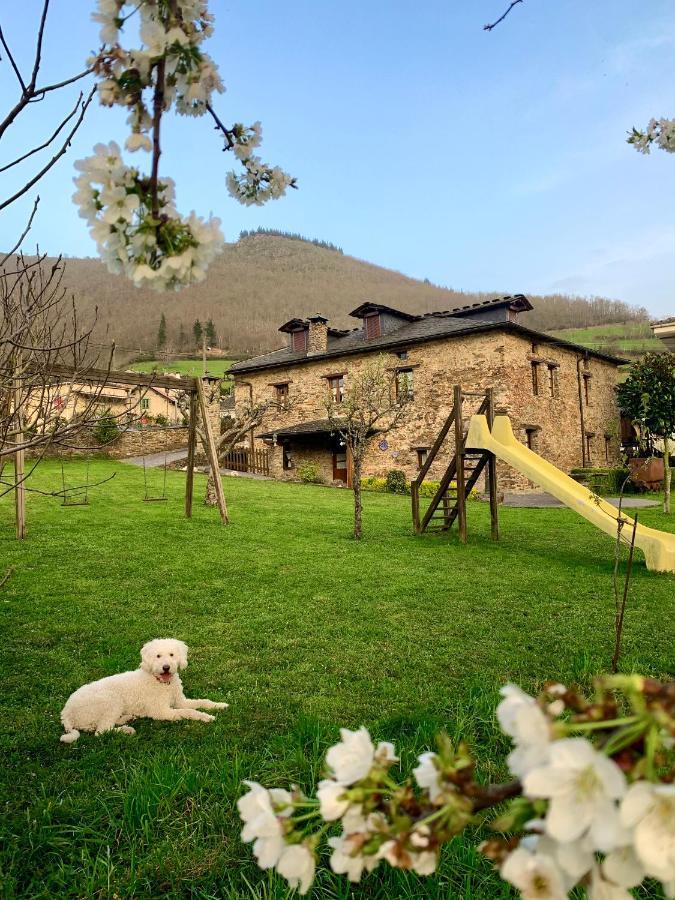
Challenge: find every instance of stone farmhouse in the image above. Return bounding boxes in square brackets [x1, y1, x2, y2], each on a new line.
[229, 298, 626, 491]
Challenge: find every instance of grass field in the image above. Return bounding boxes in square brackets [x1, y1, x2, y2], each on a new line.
[549, 322, 662, 358]
[1, 461, 673, 898]
[129, 358, 235, 378]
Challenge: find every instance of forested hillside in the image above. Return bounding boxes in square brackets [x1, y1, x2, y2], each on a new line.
[47, 233, 648, 361]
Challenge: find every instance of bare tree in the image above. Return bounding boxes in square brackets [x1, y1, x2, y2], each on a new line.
[326, 356, 410, 540]
[0, 4, 126, 531]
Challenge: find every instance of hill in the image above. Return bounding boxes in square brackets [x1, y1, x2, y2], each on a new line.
[48, 233, 648, 361]
[549, 322, 663, 361]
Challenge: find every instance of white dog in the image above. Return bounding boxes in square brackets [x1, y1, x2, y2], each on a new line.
[60, 638, 228, 743]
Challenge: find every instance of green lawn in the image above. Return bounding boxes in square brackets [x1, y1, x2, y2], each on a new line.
[549, 323, 663, 357]
[1, 461, 673, 898]
[129, 358, 235, 378]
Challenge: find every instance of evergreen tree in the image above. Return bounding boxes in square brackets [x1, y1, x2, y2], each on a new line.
[193, 319, 203, 347]
[178, 322, 186, 349]
[157, 313, 167, 348]
[205, 318, 217, 347]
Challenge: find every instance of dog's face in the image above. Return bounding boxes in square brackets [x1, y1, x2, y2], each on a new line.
[140, 638, 188, 684]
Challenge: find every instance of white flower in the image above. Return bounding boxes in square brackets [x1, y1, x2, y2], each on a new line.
[497, 684, 552, 779]
[523, 739, 626, 849]
[317, 779, 350, 821]
[328, 834, 379, 882]
[237, 781, 291, 869]
[325, 727, 375, 785]
[413, 752, 443, 802]
[602, 845, 645, 889]
[125, 133, 152, 153]
[500, 846, 568, 900]
[588, 865, 633, 900]
[276, 844, 315, 895]
[621, 781, 675, 883]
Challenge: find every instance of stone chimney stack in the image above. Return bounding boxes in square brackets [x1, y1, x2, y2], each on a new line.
[307, 314, 329, 354]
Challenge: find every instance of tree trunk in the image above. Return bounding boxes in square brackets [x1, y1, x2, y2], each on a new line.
[204, 471, 218, 506]
[664, 435, 671, 515]
[352, 455, 362, 540]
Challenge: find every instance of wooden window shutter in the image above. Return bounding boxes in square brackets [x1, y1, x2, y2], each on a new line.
[365, 315, 381, 340]
[292, 330, 307, 352]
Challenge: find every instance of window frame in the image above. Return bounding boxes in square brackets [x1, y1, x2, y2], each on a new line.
[415, 447, 429, 470]
[327, 374, 345, 404]
[396, 367, 414, 401]
[531, 361, 539, 396]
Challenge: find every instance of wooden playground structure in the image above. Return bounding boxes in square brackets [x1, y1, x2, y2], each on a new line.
[8, 364, 228, 539]
[411, 385, 500, 543]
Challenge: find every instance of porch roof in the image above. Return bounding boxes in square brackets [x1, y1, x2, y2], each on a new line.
[257, 418, 344, 439]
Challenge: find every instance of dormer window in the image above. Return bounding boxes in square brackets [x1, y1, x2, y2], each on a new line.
[292, 329, 307, 352]
[365, 314, 381, 340]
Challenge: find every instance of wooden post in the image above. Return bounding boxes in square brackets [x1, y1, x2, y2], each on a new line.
[196, 378, 229, 524]
[411, 482, 420, 533]
[202, 334, 207, 375]
[486, 387, 500, 541]
[14, 355, 26, 540]
[453, 385, 467, 544]
[184, 390, 198, 518]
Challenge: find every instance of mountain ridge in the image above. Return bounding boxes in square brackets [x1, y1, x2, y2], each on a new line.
[41, 233, 647, 361]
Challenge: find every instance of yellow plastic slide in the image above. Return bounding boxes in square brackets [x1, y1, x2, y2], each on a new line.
[466, 414, 675, 574]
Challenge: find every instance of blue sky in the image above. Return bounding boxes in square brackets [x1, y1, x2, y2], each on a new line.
[2, 0, 674, 317]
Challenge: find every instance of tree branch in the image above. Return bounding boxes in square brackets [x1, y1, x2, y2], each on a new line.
[0, 92, 82, 174]
[484, 0, 524, 31]
[0, 25, 26, 91]
[0, 87, 94, 213]
[0, 196, 40, 266]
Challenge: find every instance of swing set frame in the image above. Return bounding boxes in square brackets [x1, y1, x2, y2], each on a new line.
[10, 364, 228, 537]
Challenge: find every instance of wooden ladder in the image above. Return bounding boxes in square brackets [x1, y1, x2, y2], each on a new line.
[411, 386, 499, 542]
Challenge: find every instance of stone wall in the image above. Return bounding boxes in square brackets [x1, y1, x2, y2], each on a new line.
[105, 427, 189, 458]
[233, 330, 623, 492]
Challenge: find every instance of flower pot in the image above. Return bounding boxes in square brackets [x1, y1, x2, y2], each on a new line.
[629, 457, 664, 489]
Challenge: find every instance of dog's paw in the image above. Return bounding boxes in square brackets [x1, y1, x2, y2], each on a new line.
[213, 702, 229, 709]
[198, 712, 216, 722]
[119, 725, 136, 735]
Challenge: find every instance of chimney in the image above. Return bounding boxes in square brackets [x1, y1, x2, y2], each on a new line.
[307, 314, 329, 354]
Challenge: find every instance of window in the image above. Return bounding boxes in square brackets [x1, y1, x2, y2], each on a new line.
[416, 447, 429, 470]
[396, 368, 414, 400]
[397, 350, 409, 360]
[525, 426, 539, 451]
[282, 444, 293, 470]
[141, 398, 150, 410]
[328, 375, 345, 403]
[547, 365, 557, 398]
[365, 314, 381, 340]
[604, 435, 612, 464]
[531, 362, 539, 396]
[274, 383, 289, 406]
[585, 433, 594, 464]
[292, 329, 307, 352]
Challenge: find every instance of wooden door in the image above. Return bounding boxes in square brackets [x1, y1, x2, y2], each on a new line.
[332, 450, 348, 483]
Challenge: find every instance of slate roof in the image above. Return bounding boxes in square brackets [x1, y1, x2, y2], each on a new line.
[257, 419, 343, 439]
[230, 297, 627, 375]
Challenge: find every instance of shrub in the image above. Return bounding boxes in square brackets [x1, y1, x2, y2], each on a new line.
[361, 476, 387, 492]
[571, 467, 630, 495]
[154, 414, 169, 426]
[92, 409, 120, 445]
[385, 469, 408, 494]
[296, 460, 323, 484]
